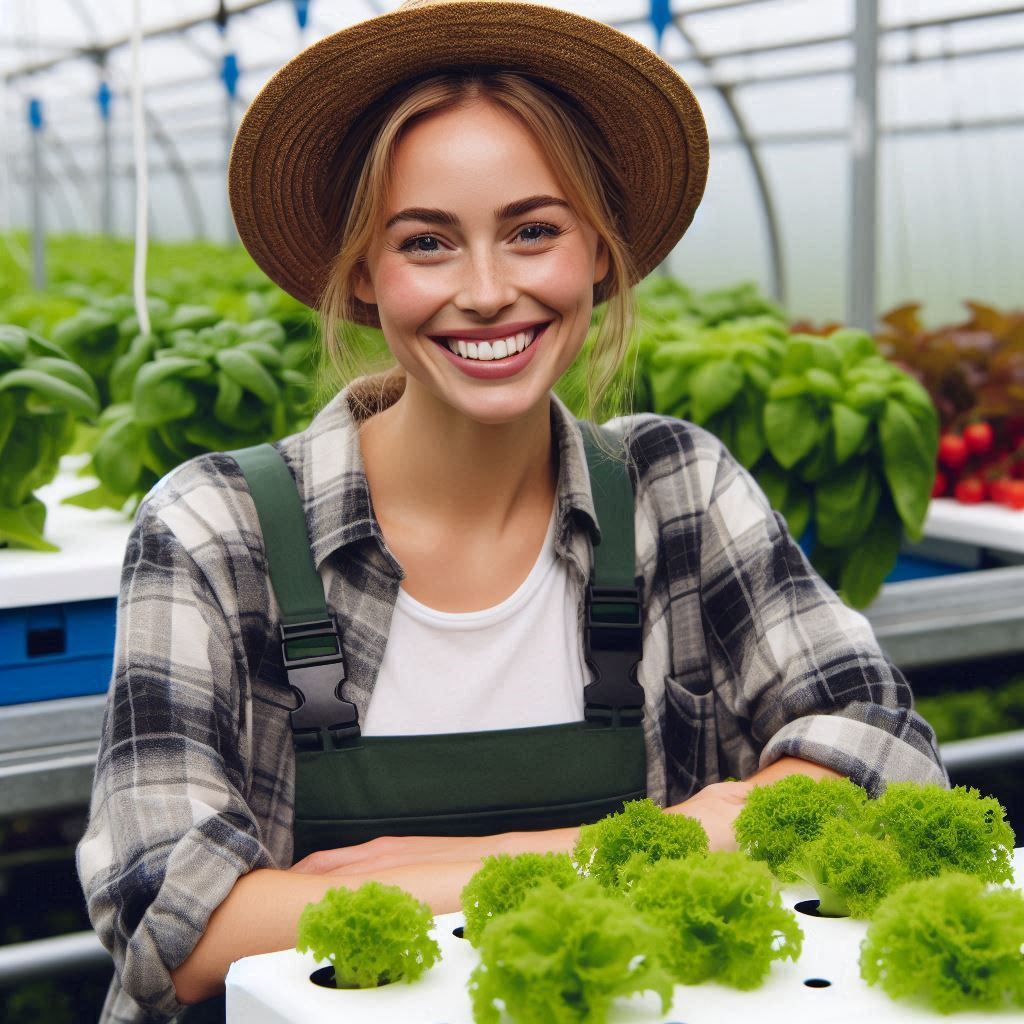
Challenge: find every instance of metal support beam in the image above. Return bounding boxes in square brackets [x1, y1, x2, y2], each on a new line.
[3, 0, 280, 81]
[691, 37, 1024, 93]
[609, 0, 774, 29]
[671, 14, 786, 305]
[848, 0, 879, 331]
[141, 104, 207, 238]
[28, 100, 45, 289]
[101, 100, 113, 235]
[609, 3, 1024, 45]
[43, 128, 99, 232]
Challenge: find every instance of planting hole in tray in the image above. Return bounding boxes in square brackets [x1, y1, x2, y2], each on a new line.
[309, 966, 395, 989]
[804, 978, 832, 988]
[793, 898, 847, 919]
[452, 925, 465, 939]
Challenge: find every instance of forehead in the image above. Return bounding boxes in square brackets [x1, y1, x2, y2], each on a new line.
[387, 99, 566, 209]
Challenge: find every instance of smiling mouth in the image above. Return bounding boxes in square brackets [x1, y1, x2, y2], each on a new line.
[430, 323, 549, 362]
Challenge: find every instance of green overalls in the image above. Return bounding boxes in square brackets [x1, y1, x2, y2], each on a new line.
[232, 420, 648, 859]
[183, 420, 646, 1020]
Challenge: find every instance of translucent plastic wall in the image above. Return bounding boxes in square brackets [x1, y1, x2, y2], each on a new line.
[2, 0, 1023, 325]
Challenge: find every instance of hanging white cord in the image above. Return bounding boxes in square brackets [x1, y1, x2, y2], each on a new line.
[1, 0, 33, 270]
[130, 0, 151, 335]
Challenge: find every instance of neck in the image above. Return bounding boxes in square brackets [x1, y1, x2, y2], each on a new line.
[357, 375, 558, 537]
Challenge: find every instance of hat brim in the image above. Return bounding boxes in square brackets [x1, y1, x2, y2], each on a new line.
[228, 2, 709, 326]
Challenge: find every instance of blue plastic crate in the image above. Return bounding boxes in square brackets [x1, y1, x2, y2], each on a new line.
[796, 525, 973, 584]
[0, 598, 117, 705]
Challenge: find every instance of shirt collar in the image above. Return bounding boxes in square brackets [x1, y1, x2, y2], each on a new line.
[283, 373, 601, 573]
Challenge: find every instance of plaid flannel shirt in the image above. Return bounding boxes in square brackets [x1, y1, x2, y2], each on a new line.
[77, 374, 947, 1022]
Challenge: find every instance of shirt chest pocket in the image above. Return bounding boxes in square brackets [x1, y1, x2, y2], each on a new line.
[662, 674, 721, 799]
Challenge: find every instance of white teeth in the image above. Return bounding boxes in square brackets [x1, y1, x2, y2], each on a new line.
[445, 326, 540, 361]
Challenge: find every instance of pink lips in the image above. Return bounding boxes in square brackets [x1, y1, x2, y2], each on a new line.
[430, 320, 548, 341]
[433, 323, 549, 381]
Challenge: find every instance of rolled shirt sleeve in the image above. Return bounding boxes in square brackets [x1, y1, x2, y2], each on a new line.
[696, 435, 948, 796]
[76, 497, 275, 1020]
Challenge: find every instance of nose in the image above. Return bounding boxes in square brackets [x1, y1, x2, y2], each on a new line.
[453, 249, 518, 320]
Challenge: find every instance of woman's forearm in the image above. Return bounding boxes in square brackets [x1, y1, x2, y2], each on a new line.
[742, 754, 844, 787]
[171, 858, 483, 1005]
[666, 755, 847, 850]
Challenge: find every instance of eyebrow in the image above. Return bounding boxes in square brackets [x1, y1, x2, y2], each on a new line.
[384, 194, 571, 230]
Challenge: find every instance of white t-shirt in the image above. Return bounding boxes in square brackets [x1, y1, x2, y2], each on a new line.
[362, 498, 587, 735]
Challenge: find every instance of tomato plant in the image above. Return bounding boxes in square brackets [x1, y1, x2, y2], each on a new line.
[938, 433, 968, 471]
[954, 477, 985, 504]
[963, 421, 994, 456]
[1002, 480, 1024, 510]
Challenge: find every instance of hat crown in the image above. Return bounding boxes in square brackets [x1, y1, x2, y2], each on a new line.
[399, 0, 542, 8]
[229, 0, 708, 323]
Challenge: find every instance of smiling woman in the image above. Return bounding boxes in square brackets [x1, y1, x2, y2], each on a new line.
[77, 2, 947, 1022]
[318, 71, 634, 429]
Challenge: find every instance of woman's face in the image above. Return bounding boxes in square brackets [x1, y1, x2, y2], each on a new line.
[354, 97, 609, 426]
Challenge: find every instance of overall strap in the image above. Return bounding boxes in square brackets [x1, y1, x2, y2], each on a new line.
[230, 444, 358, 750]
[577, 423, 645, 726]
[231, 422, 644, 748]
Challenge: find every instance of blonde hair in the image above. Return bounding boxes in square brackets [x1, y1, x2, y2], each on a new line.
[316, 70, 639, 450]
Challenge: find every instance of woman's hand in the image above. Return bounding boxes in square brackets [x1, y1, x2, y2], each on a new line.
[666, 780, 753, 851]
[288, 824, 581, 875]
[288, 834, 496, 875]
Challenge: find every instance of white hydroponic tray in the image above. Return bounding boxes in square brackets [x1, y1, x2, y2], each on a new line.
[1, 458, 133, 609]
[924, 497, 1024, 555]
[225, 848, 1024, 1023]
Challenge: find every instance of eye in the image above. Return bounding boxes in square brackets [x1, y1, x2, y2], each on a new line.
[515, 223, 561, 245]
[398, 234, 445, 255]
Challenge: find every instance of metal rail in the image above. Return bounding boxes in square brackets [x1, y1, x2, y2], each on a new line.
[941, 730, 1024, 772]
[0, 932, 111, 988]
[0, 695, 104, 817]
[865, 564, 1024, 670]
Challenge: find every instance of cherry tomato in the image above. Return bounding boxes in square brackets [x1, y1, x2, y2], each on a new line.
[1003, 480, 1024, 510]
[989, 478, 1011, 504]
[938, 433, 969, 471]
[931, 471, 948, 498]
[954, 477, 985, 504]
[963, 421, 994, 456]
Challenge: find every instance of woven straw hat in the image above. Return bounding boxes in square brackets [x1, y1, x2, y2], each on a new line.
[228, 0, 709, 326]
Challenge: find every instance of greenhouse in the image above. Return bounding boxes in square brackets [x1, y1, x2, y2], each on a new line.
[2, 1, 1023, 1021]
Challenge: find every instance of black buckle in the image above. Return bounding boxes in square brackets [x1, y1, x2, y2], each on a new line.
[583, 584, 644, 726]
[280, 617, 360, 750]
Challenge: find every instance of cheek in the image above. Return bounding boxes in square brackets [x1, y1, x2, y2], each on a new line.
[519, 243, 597, 315]
[373, 258, 443, 329]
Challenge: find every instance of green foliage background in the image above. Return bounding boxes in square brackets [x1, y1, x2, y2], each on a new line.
[0, 233, 939, 605]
